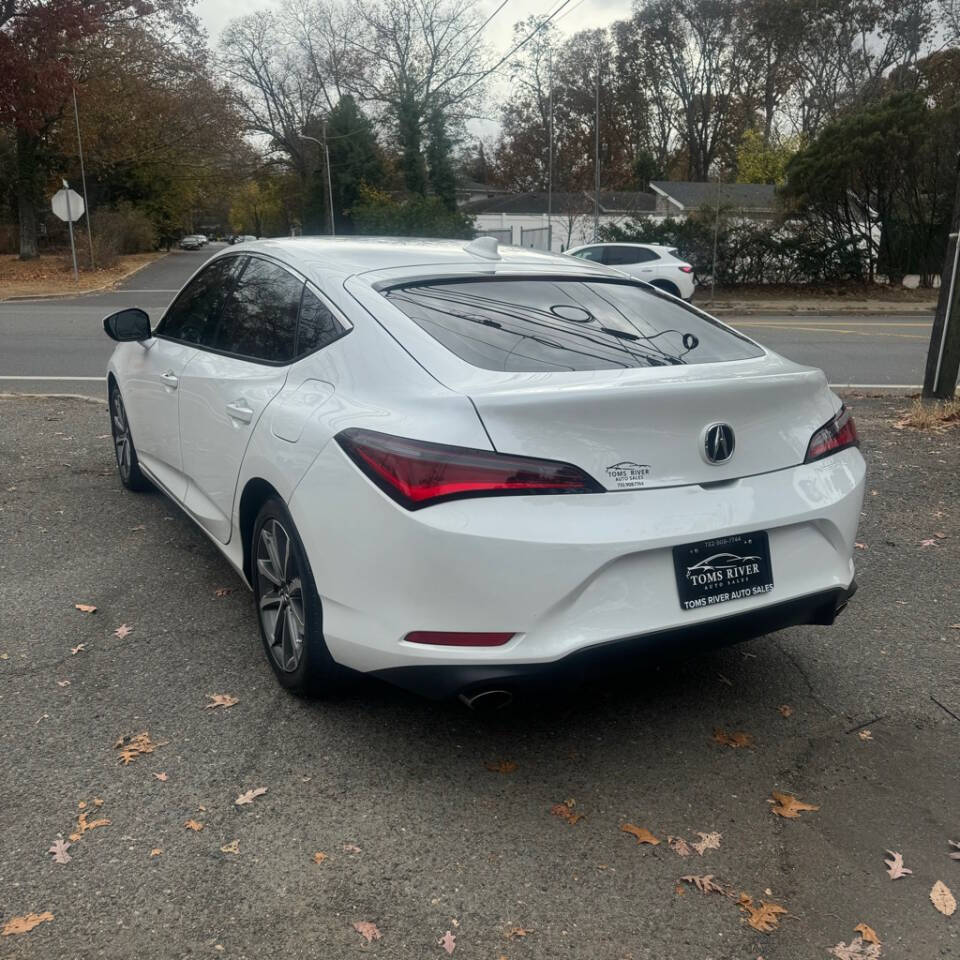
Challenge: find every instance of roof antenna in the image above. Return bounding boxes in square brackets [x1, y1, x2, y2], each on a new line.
[463, 236, 501, 260]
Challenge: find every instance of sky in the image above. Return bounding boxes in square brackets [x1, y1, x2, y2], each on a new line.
[195, 0, 629, 138]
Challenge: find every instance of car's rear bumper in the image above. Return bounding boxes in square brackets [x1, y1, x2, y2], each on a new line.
[370, 581, 856, 698]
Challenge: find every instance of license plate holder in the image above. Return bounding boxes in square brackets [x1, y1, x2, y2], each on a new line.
[673, 532, 774, 611]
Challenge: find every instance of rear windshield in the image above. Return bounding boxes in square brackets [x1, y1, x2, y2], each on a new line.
[384, 277, 763, 372]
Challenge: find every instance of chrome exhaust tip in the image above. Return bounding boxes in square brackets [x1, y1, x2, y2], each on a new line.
[458, 689, 514, 711]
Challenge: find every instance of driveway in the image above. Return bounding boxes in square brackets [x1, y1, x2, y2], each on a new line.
[0, 392, 957, 958]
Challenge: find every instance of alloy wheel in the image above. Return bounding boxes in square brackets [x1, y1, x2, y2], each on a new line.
[256, 518, 306, 672]
[110, 389, 132, 482]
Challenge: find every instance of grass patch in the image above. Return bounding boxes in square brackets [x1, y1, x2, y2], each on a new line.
[0, 252, 164, 299]
[894, 397, 960, 431]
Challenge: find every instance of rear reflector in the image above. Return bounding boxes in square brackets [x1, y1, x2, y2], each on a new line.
[679, 265, 693, 273]
[336, 428, 604, 509]
[405, 631, 514, 646]
[805, 406, 859, 463]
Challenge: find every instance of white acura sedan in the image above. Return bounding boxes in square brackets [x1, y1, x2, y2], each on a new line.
[103, 237, 864, 704]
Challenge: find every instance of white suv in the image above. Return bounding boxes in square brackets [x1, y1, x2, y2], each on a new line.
[566, 243, 696, 301]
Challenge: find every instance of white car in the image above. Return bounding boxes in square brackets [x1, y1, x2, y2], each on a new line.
[103, 237, 863, 704]
[566, 242, 697, 300]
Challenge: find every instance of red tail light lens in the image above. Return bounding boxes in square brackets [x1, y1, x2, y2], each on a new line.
[336, 428, 604, 510]
[804, 406, 859, 463]
[679, 265, 694, 274]
[405, 631, 514, 646]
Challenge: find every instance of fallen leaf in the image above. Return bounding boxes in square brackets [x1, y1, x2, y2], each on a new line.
[485, 760, 518, 774]
[343, 843, 361, 853]
[113, 624, 132, 639]
[931, 880, 956, 916]
[858, 730, 873, 741]
[153, 772, 168, 782]
[741, 900, 788, 932]
[680, 874, 725, 895]
[778, 705, 794, 717]
[74, 603, 96, 613]
[674, 884, 686, 896]
[150, 848, 162, 857]
[205, 693, 239, 709]
[115, 731, 162, 765]
[235, 787, 268, 806]
[220, 839, 240, 854]
[934, 531, 947, 539]
[73, 810, 110, 839]
[713, 728, 754, 748]
[830, 938, 882, 959]
[692, 831, 722, 855]
[439, 930, 456, 954]
[949, 840, 960, 860]
[56, 679, 70, 687]
[668, 835, 692, 857]
[353, 921, 381, 943]
[48, 835, 71, 864]
[506, 926, 532, 939]
[768, 791, 819, 818]
[920, 538, 938, 547]
[621, 823, 659, 845]
[70, 644, 86, 655]
[214, 587, 233, 597]
[130, 524, 145, 531]
[551, 801, 584, 825]
[312, 851, 328, 864]
[184, 820, 204, 832]
[884, 850, 912, 879]
[854, 924, 880, 945]
[2, 912, 54, 936]
[855, 542, 868, 550]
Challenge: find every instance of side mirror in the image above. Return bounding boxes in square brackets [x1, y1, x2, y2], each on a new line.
[103, 308, 151, 342]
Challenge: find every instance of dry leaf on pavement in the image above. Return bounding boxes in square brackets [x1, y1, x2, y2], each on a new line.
[74, 604, 96, 613]
[312, 851, 328, 864]
[740, 899, 788, 932]
[692, 831, 722, 855]
[551, 801, 584, 825]
[621, 823, 659, 845]
[214, 588, 233, 597]
[858, 730, 873, 741]
[70, 644, 86, 655]
[205, 693, 239, 709]
[930, 880, 956, 916]
[184, 819, 204, 832]
[47, 835, 71, 864]
[768, 791, 819, 818]
[778, 705, 794, 717]
[70, 809, 110, 842]
[235, 787, 267, 806]
[853, 924, 880, 945]
[884, 850, 912, 879]
[506, 926, 532, 939]
[153, 772, 168, 782]
[2, 912, 54, 936]
[948, 840, 960, 860]
[712, 728, 754, 748]
[680, 874, 725, 895]
[150, 848, 162, 857]
[353, 921, 381, 943]
[485, 760, 517, 774]
[115, 731, 163, 765]
[668, 836, 692, 857]
[113, 624, 132, 639]
[56, 679, 70, 687]
[220, 839, 240, 854]
[439, 930, 456, 954]
[343, 843, 361, 853]
[830, 938, 882, 959]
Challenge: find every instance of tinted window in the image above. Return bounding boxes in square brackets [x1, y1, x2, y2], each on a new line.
[385, 278, 763, 372]
[210, 257, 303, 362]
[157, 257, 241, 344]
[572, 246, 603, 261]
[297, 287, 348, 357]
[603, 246, 658, 265]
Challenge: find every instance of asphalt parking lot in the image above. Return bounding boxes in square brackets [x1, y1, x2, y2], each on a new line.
[0, 392, 957, 959]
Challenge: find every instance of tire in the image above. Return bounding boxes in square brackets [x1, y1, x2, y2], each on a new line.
[650, 279, 681, 298]
[108, 382, 150, 492]
[251, 497, 340, 695]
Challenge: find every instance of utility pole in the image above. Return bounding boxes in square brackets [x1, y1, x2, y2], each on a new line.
[72, 87, 94, 270]
[547, 48, 553, 252]
[299, 127, 336, 237]
[593, 46, 600, 242]
[922, 151, 960, 399]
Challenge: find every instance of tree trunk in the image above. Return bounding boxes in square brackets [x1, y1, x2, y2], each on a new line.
[16, 128, 40, 260]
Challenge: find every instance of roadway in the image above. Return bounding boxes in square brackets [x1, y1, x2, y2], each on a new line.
[0, 246, 935, 396]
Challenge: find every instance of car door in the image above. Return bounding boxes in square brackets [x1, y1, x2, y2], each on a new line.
[177, 255, 303, 543]
[123, 257, 242, 499]
[602, 245, 659, 279]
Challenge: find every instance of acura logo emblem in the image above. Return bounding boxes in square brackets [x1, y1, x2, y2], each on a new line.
[703, 423, 735, 464]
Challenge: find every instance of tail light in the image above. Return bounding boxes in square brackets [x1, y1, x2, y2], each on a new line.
[678, 265, 694, 274]
[336, 428, 604, 510]
[804, 406, 859, 463]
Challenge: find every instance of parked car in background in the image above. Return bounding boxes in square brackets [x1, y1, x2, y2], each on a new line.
[179, 235, 204, 250]
[236, 234, 258, 243]
[566, 242, 696, 301]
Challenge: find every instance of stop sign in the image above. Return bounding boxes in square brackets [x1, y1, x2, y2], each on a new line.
[51, 188, 84, 222]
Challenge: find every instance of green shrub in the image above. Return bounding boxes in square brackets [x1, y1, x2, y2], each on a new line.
[349, 184, 474, 239]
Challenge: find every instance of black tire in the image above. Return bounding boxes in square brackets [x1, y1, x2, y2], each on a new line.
[108, 382, 150, 492]
[251, 498, 340, 695]
[650, 279, 681, 298]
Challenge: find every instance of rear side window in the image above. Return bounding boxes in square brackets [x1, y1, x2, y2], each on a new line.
[603, 246, 658, 265]
[157, 257, 242, 344]
[297, 287, 348, 357]
[571, 247, 603, 261]
[384, 277, 763, 372]
[210, 257, 303, 363]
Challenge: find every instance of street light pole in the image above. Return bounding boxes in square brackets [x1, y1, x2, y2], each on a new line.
[72, 87, 95, 270]
[300, 128, 336, 237]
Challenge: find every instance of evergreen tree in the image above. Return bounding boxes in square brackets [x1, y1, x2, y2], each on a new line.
[327, 95, 383, 232]
[426, 106, 457, 210]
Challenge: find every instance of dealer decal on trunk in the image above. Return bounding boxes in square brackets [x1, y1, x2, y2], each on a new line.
[605, 461, 651, 489]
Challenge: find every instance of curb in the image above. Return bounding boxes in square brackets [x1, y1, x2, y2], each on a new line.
[1, 253, 168, 302]
[703, 305, 936, 318]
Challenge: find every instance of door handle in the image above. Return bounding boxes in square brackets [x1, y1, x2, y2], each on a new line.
[160, 370, 179, 388]
[226, 400, 254, 424]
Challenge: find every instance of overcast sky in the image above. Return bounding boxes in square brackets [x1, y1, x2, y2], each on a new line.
[196, 0, 629, 139]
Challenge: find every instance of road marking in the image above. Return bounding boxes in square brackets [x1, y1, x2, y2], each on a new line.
[828, 383, 922, 389]
[738, 319, 931, 326]
[0, 375, 105, 381]
[115, 289, 178, 293]
[736, 322, 927, 340]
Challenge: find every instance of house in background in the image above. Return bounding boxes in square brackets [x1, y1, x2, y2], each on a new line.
[649, 181, 779, 221]
[463, 190, 657, 252]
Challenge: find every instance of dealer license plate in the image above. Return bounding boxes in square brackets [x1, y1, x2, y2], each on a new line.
[673, 532, 774, 611]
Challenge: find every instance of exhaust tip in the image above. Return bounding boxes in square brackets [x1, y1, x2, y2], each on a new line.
[458, 689, 514, 712]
